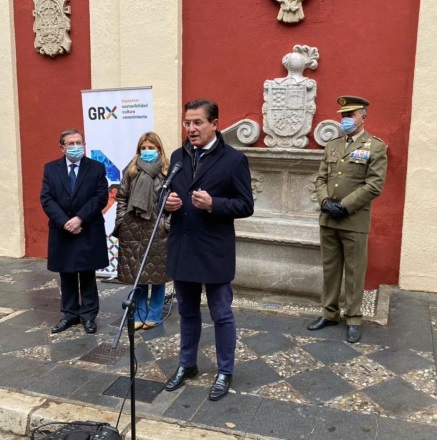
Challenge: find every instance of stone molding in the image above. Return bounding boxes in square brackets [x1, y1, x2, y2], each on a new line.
[221, 119, 260, 148]
[313, 119, 343, 148]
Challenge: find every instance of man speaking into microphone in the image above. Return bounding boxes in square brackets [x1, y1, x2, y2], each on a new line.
[164, 98, 254, 401]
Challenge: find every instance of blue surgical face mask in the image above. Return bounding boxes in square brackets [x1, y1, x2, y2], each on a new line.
[340, 117, 357, 134]
[65, 145, 84, 161]
[140, 150, 159, 163]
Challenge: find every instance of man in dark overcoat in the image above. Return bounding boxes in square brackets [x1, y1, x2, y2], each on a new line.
[307, 96, 387, 343]
[164, 99, 254, 401]
[41, 128, 108, 334]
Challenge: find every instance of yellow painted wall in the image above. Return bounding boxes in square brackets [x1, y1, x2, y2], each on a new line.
[89, 0, 182, 155]
[400, 0, 437, 292]
[0, 0, 24, 257]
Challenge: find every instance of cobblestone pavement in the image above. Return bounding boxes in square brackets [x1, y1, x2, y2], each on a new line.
[0, 257, 436, 439]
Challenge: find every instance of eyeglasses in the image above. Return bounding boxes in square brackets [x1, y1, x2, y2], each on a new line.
[183, 119, 207, 128]
[64, 141, 85, 147]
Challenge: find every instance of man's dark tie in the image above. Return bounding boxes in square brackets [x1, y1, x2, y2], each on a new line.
[194, 149, 203, 168]
[69, 164, 77, 193]
[346, 137, 353, 145]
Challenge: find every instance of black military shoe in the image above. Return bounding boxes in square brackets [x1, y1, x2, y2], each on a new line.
[307, 316, 339, 331]
[165, 365, 198, 391]
[347, 325, 361, 343]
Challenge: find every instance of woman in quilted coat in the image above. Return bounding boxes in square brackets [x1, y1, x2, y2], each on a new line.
[113, 132, 171, 330]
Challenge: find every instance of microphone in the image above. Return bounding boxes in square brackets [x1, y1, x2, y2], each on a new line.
[162, 161, 183, 190]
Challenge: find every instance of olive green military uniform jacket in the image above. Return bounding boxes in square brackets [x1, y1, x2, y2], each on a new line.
[316, 130, 387, 233]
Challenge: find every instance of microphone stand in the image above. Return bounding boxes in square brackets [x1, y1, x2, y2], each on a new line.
[112, 187, 171, 440]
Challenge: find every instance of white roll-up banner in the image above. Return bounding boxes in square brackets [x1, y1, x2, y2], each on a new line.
[81, 87, 154, 277]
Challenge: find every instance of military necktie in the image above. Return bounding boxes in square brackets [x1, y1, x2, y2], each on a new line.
[69, 164, 77, 193]
[346, 137, 353, 145]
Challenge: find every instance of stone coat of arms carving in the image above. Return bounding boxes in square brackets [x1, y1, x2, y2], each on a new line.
[263, 45, 319, 148]
[33, 0, 72, 57]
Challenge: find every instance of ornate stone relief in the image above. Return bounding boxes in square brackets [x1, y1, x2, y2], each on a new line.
[276, 0, 305, 24]
[262, 44, 319, 148]
[313, 119, 343, 148]
[221, 119, 260, 149]
[251, 170, 264, 201]
[304, 173, 320, 210]
[33, 0, 72, 57]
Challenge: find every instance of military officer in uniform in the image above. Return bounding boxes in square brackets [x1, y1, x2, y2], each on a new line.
[307, 96, 387, 343]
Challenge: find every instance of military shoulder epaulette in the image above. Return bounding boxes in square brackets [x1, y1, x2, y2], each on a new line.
[372, 135, 383, 142]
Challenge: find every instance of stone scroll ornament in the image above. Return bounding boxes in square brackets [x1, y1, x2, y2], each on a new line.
[263, 44, 319, 148]
[314, 120, 343, 148]
[33, 0, 72, 57]
[276, 0, 305, 24]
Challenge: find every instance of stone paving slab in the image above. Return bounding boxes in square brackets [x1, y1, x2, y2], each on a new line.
[0, 389, 239, 440]
[0, 257, 436, 439]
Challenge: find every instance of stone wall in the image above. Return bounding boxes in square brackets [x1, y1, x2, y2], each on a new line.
[234, 147, 324, 297]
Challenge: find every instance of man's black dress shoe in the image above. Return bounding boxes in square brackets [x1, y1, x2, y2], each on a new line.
[51, 317, 80, 334]
[307, 316, 339, 331]
[83, 320, 97, 334]
[209, 374, 232, 401]
[347, 325, 361, 343]
[165, 365, 198, 391]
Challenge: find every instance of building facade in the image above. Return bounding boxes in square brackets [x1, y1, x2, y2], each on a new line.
[1, 0, 435, 293]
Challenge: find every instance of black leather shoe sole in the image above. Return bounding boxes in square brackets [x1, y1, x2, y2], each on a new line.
[51, 318, 80, 334]
[307, 316, 339, 331]
[165, 366, 198, 392]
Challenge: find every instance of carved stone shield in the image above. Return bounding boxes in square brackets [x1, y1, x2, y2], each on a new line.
[262, 45, 319, 148]
[266, 84, 306, 137]
[33, 0, 71, 57]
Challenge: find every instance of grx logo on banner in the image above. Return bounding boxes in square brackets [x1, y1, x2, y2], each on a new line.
[88, 106, 117, 120]
[106, 106, 117, 119]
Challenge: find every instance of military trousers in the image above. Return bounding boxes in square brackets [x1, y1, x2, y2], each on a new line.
[319, 226, 369, 325]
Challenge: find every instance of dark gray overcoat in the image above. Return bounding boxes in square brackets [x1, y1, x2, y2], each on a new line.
[40, 156, 109, 272]
[166, 133, 254, 284]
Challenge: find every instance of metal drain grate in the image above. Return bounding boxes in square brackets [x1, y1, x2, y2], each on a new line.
[263, 303, 281, 309]
[103, 376, 165, 403]
[79, 342, 128, 365]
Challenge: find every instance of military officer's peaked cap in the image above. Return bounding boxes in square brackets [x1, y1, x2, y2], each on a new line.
[337, 96, 369, 113]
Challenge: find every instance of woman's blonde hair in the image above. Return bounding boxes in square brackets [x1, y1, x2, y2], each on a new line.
[127, 132, 169, 178]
